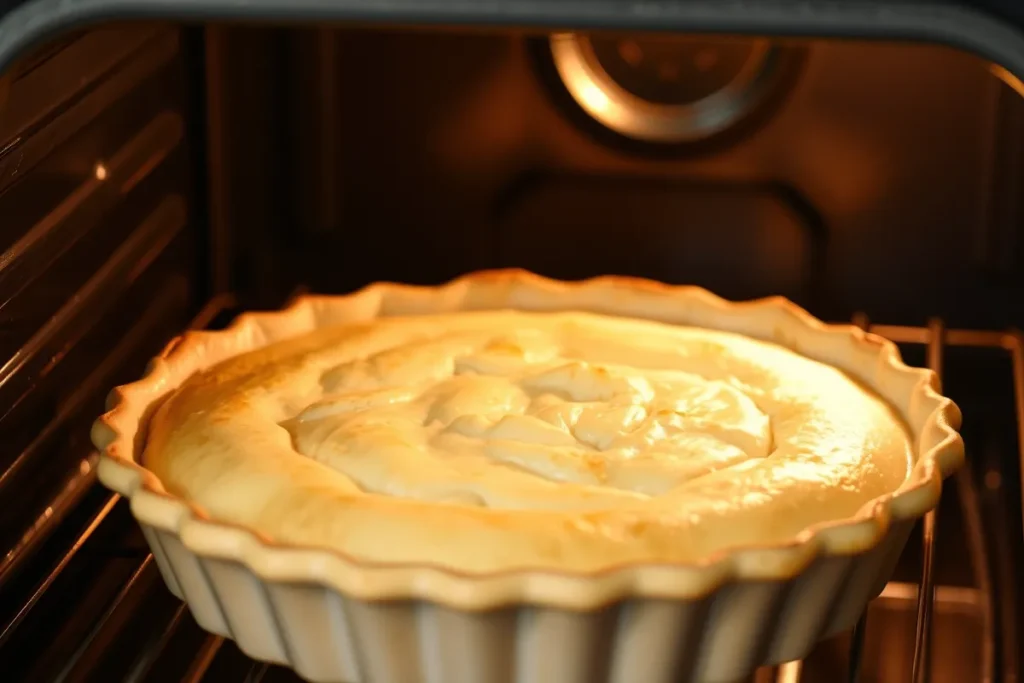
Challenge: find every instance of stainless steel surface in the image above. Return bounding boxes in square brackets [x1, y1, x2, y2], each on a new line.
[912, 319, 944, 683]
[0, 493, 120, 648]
[1008, 333, 1024, 539]
[857, 583, 986, 683]
[846, 613, 867, 682]
[548, 32, 778, 143]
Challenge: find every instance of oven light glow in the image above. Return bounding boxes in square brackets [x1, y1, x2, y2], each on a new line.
[577, 81, 612, 116]
[94, 163, 108, 180]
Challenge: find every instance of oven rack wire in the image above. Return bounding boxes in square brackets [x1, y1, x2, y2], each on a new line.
[0, 298, 1017, 682]
[763, 316, 1018, 683]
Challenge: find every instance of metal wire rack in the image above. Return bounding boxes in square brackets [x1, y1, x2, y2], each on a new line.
[762, 315, 1020, 683]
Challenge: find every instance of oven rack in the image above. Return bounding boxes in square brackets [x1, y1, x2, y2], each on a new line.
[0, 298, 1018, 683]
[762, 316, 1019, 683]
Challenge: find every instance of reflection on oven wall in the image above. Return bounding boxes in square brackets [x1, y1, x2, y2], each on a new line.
[223, 27, 1024, 329]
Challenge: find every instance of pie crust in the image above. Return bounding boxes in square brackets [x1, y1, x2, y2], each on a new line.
[92, 270, 964, 682]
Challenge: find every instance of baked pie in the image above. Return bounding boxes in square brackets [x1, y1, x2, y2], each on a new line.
[93, 270, 963, 683]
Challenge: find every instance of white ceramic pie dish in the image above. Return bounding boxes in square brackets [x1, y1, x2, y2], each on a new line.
[92, 269, 964, 683]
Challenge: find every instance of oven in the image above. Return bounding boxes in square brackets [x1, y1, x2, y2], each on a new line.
[0, 1, 1021, 682]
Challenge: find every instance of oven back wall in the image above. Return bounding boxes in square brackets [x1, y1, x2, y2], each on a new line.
[211, 26, 1024, 329]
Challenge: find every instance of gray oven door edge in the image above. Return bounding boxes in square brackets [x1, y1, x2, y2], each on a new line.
[0, 0, 1023, 95]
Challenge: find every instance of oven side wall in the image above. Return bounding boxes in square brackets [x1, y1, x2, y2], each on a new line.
[0, 24, 206, 680]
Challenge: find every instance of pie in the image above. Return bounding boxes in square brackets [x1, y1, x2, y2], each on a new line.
[124, 272, 951, 574]
[93, 270, 964, 682]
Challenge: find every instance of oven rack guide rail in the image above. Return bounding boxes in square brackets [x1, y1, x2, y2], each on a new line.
[2, 1, 1024, 87]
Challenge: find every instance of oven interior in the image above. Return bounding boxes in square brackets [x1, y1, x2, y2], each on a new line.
[0, 16, 1022, 683]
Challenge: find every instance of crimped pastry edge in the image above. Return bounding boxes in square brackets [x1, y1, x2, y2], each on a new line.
[91, 269, 964, 611]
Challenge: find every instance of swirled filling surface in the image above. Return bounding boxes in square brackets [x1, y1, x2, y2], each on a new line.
[146, 310, 913, 572]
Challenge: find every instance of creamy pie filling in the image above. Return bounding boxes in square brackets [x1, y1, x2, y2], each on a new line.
[146, 310, 913, 572]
